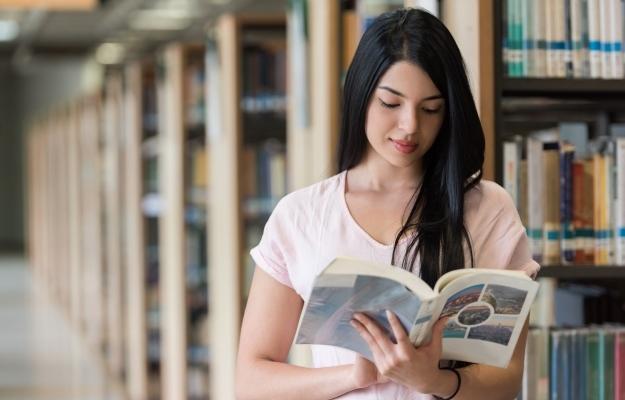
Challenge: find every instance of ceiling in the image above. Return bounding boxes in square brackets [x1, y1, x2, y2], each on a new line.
[0, 0, 286, 65]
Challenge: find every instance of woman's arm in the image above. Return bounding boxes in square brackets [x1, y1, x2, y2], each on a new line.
[236, 267, 383, 400]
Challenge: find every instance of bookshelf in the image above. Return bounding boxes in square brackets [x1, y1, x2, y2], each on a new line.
[494, 1, 625, 397]
[207, 13, 288, 400]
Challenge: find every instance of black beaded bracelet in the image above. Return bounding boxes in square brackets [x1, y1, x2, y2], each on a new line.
[433, 367, 461, 400]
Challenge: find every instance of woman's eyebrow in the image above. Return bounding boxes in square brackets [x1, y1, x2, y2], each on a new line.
[377, 85, 443, 101]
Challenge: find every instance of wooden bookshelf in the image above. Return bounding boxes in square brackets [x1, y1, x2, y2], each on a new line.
[538, 266, 625, 279]
[502, 78, 625, 97]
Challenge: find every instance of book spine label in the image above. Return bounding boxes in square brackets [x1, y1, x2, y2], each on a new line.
[588, 0, 602, 78]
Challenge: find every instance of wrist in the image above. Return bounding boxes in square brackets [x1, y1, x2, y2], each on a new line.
[426, 368, 460, 399]
[429, 368, 462, 400]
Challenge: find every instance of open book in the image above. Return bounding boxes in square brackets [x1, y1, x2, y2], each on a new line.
[295, 257, 539, 368]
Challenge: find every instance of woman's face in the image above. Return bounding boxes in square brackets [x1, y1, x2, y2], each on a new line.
[365, 61, 445, 170]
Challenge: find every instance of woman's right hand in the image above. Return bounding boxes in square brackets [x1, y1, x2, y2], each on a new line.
[351, 355, 389, 389]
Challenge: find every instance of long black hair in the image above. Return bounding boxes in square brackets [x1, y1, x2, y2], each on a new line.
[338, 8, 485, 288]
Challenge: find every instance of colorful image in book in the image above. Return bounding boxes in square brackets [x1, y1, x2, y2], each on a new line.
[296, 274, 422, 361]
[443, 319, 468, 339]
[467, 315, 516, 345]
[456, 302, 493, 327]
[440, 284, 484, 318]
[480, 284, 527, 315]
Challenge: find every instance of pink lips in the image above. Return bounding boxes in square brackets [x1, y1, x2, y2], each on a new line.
[391, 139, 418, 154]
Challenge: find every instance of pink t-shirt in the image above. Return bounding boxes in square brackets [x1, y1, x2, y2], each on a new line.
[250, 170, 540, 399]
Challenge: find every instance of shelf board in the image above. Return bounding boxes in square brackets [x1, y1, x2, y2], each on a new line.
[502, 78, 625, 97]
[537, 265, 625, 279]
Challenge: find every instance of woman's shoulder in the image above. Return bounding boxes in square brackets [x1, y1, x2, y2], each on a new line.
[273, 172, 344, 217]
[464, 179, 517, 222]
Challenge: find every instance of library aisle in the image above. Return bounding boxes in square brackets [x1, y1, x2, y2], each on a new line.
[0, 255, 124, 400]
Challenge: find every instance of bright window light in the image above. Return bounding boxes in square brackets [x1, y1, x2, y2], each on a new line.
[0, 20, 19, 42]
[128, 9, 192, 31]
[95, 42, 125, 65]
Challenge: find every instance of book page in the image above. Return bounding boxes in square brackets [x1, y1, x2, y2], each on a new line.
[295, 273, 423, 362]
[430, 272, 539, 368]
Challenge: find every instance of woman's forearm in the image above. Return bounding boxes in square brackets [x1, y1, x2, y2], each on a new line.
[236, 359, 361, 400]
[450, 362, 523, 400]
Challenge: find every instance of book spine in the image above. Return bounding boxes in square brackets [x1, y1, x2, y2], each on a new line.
[581, 0, 591, 77]
[507, 0, 515, 76]
[616, 139, 625, 266]
[616, 330, 625, 400]
[587, 331, 600, 399]
[528, 137, 545, 263]
[587, 0, 602, 78]
[600, 0, 613, 79]
[612, 0, 625, 78]
[522, 0, 532, 76]
[564, 0, 574, 77]
[583, 159, 596, 262]
[561, 144, 575, 264]
[543, 142, 561, 265]
[547, 0, 556, 76]
[604, 331, 616, 400]
[556, 0, 568, 77]
[516, 0, 524, 76]
[571, 0, 584, 77]
[535, 0, 548, 76]
[504, 140, 520, 207]
[503, 0, 510, 76]
[572, 160, 586, 263]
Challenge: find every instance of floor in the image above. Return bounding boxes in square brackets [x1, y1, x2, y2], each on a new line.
[0, 255, 124, 400]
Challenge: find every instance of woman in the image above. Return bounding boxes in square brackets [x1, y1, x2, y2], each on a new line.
[236, 8, 539, 400]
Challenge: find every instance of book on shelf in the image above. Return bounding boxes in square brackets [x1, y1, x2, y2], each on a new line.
[295, 257, 538, 368]
[503, 0, 625, 79]
[503, 125, 625, 266]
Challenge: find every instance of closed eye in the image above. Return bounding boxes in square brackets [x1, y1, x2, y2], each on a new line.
[422, 107, 442, 114]
[379, 99, 400, 109]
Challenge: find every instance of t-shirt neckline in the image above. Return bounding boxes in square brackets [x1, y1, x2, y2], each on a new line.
[339, 169, 415, 250]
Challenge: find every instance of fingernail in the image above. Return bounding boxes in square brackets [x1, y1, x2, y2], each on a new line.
[385, 310, 392, 318]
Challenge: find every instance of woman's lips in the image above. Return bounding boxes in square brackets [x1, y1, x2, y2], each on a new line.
[391, 139, 418, 154]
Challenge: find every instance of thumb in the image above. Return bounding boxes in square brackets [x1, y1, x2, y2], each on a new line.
[429, 316, 449, 349]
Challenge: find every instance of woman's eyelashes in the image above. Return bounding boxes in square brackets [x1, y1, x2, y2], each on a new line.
[379, 98, 400, 109]
[378, 98, 443, 114]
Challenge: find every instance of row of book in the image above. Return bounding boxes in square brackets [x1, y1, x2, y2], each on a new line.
[241, 139, 287, 206]
[242, 42, 287, 113]
[504, 0, 625, 79]
[184, 56, 205, 128]
[502, 123, 625, 266]
[522, 326, 625, 400]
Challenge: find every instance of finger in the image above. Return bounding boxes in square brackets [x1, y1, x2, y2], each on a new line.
[385, 310, 409, 344]
[427, 316, 449, 350]
[353, 313, 395, 354]
[350, 319, 387, 364]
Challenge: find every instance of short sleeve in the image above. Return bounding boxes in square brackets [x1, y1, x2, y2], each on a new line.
[249, 198, 294, 289]
[468, 182, 541, 279]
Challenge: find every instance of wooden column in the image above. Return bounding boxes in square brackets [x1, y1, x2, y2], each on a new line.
[124, 63, 148, 400]
[160, 44, 188, 400]
[208, 14, 242, 400]
[309, 0, 340, 180]
[103, 75, 125, 378]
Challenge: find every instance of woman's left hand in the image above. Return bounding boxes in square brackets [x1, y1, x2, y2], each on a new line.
[350, 310, 448, 394]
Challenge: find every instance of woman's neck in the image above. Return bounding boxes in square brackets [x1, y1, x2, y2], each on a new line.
[349, 153, 423, 193]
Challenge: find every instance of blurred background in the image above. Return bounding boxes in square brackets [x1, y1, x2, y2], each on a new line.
[0, 0, 624, 399]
